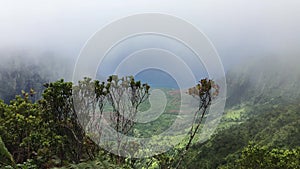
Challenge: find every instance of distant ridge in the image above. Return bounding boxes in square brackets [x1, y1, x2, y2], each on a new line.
[226, 55, 300, 107]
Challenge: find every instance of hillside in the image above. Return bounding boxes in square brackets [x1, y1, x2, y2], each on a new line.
[180, 56, 300, 168]
[0, 56, 299, 168]
[226, 56, 300, 107]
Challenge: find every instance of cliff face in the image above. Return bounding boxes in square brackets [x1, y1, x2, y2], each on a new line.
[225, 55, 300, 107]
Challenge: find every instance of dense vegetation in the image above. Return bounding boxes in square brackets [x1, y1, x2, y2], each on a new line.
[0, 56, 300, 168]
[181, 101, 300, 168]
[0, 72, 217, 168]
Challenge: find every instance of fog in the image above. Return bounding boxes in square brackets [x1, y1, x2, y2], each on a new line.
[1, 0, 300, 80]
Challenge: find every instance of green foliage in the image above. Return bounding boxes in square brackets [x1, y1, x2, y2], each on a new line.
[0, 80, 100, 168]
[220, 143, 300, 169]
[1, 70, 299, 169]
[53, 153, 131, 169]
[39, 79, 100, 167]
[181, 101, 300, 168]
[0, 91, 45, 165]
[15, 159, 37, 169]
[0, 135, 15, 167]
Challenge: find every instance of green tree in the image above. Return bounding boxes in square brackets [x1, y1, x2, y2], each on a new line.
[0, 78, 104, 168]
[40, 79, 99, 166]
[0, 91, 44, 164]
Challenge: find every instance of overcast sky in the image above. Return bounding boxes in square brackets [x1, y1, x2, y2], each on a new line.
[1, 0, 300, 71]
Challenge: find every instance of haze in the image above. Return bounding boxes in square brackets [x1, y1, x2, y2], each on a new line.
[1, 0, 300, 79]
